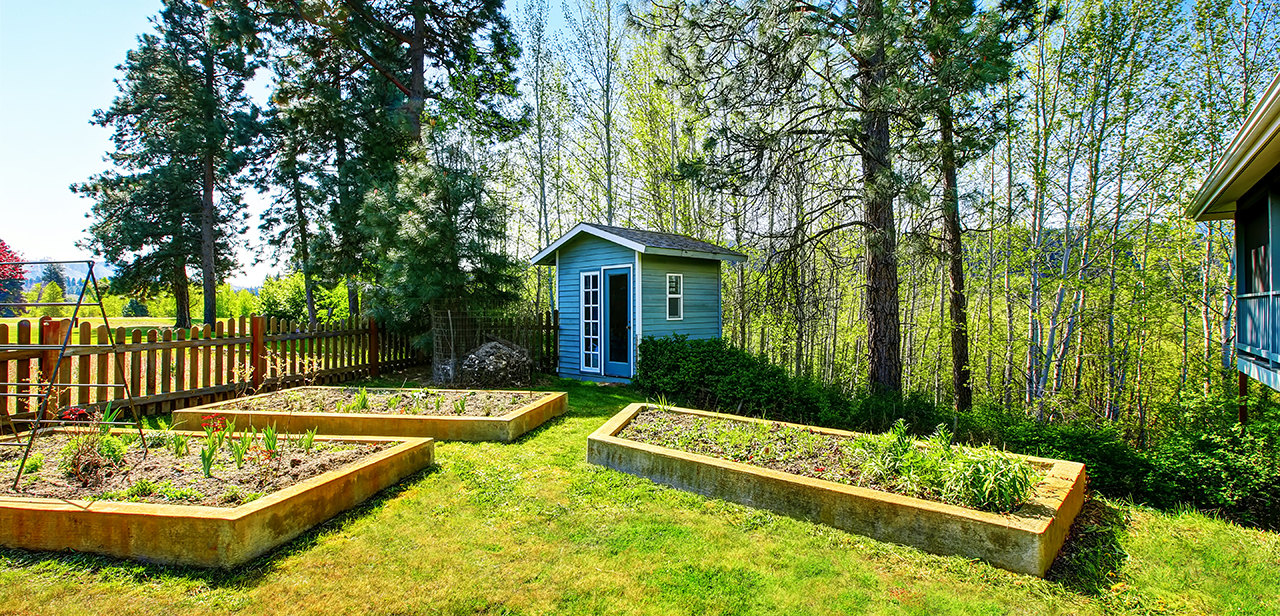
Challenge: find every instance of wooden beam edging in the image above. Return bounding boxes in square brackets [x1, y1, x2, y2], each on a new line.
[0, 431, 434, 568]
[586, 403, 1087, 577]
[173, 388, 567, 443]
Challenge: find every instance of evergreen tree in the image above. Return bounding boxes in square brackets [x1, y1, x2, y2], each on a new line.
[362, 135, 522, 350]
[75, 0, 260, 328]
[39, 263, 68, 291]
[916, 0, 1049, 411]
[0, 239, 24, 317]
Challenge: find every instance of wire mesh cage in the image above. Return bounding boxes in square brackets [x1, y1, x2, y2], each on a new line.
[427, 301, 557, 387]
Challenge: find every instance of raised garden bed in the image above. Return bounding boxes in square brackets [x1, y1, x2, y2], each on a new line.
[0, 428, 433, 567]
[173, 387, 568, 443]
[588, 403, 1087, 577]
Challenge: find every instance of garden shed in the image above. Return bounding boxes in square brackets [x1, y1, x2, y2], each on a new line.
[531, 223, 746, 383]
[1187, 70, 1280, 392]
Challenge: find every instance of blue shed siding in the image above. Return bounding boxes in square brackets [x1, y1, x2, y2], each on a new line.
[555, 234, 637, 377]
[640, 254, 722, 341]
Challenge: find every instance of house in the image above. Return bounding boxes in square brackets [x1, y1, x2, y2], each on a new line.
[1188, 70, 1280, 394]
[531, 223, 747, 383]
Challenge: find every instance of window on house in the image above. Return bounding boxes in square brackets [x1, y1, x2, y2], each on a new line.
[666, 274, 683, 320]
[582, 272, 601, 371]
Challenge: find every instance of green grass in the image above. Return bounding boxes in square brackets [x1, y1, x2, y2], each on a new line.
[0, 377, 1276, 615]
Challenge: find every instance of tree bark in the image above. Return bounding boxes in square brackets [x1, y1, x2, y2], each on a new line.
[201, 45, 218, 326]
[939, 103, 972, 411]
[860, 0, 901, 395]
[174, 264, 192, 329]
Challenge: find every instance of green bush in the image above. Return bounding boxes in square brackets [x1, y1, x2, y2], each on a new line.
[122, 298, 149, 317]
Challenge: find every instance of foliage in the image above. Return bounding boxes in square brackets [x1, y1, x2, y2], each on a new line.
[75, 0, 261, 327]
[636, 334, 1278, 529]
[258, 272, 308, 322]
[121, 298, 149, 317]
[0, 239, 24, 317]
[39, 282, 67, 318]
[58, 434, 126, 486]
[362, 140, 522, 349]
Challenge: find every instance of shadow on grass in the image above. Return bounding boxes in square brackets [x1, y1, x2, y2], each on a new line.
[0, 464, 441, 591]
[1044, 495, 1129, 595]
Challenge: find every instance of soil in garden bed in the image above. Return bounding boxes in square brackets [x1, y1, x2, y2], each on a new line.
[0, 431, 393, 508]
[618, 409, 1044, 514]
[213, 388, 544, 417]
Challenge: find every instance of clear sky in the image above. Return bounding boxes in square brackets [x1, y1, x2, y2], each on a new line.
[0, 0, 273, 287]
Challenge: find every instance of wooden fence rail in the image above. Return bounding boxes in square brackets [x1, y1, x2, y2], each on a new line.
[0, 315, 421, 427]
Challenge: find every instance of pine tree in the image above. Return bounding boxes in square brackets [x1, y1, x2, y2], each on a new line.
[918, 0, 1048, 411]
[75, 0, 260, 328]
[362, 135, 522, 349]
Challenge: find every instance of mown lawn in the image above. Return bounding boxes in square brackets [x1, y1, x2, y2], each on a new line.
[1, 377, 1276, 615]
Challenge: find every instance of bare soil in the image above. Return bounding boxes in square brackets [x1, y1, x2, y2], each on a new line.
[211, 388, 545, 417]
[0, 431, 393, 508]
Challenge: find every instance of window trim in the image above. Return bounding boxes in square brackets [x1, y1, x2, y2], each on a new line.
[581, 270, 602, 373]
[666, 273, 684, 321]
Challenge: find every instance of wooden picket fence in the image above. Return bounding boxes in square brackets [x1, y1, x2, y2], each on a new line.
[0, 315, 421, 427]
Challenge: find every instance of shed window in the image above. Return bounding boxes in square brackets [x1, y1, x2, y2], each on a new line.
[666, 274, 683, 320]
[581, 272, 601, 372]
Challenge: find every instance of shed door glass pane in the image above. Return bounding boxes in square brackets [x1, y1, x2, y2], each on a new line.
[582, 272, 600, 370]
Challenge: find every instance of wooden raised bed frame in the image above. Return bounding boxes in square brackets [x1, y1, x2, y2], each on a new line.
[587, 403, 1087, 577]
[0, 431, 434, 568]
[173, 387, 568, 443]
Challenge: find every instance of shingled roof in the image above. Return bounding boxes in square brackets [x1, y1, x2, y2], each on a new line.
[531, 222, 747, 265]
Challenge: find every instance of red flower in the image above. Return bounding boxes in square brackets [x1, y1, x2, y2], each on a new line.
[815, 467, 825, 472]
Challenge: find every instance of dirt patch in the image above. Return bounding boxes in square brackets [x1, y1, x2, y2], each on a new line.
[212, 388, 544, 417]
[0, 430, 393, 508]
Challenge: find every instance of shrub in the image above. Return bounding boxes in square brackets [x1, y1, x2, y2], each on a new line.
[121, 298, 149, 317]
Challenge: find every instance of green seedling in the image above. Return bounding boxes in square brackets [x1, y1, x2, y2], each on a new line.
[100, 402, 121, 435]
[386, 394, 401, 411]
[262, 424, 279, 454]
[353, 387, 370, 411]
[199, 440, 217, 478]
[453, 397, 467, 415]
[172, 434, 189, 457]
[301, 427, 317, 454]
[230, 430, 251, 469]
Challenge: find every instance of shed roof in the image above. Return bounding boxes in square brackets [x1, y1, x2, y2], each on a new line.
[1188, 70, 1280, 221]
[531, 222, 747, 265]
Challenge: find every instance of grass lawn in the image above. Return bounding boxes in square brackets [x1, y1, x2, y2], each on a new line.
[1, 377, 1277, 615]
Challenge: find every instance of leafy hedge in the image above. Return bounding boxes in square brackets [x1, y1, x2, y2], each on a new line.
[634, 335, 1280, 530]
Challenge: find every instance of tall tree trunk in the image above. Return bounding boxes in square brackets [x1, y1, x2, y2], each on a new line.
[939, 103, 972, 411]
[291, 156, 317, 327]
[201, 47, 218, 326]
[174, 264, 192, 329]
[409, 0, 426, 139]
[860, 0, 901, 395]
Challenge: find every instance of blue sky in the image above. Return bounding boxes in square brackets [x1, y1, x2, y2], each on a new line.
[0, 0, 272, 286]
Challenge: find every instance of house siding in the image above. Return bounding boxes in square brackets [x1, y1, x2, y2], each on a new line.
[640, 254, 722, 341]
[556, 234, 637, 377]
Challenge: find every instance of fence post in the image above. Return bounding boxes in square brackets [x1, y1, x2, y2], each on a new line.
[368, 320, 380, 378]
[251, 315, 265, 391]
